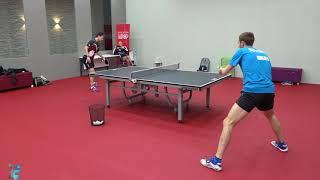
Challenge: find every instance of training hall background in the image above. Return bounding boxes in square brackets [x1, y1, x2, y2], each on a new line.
[0, 0, 319, 84]
[1, 1, 320, 180]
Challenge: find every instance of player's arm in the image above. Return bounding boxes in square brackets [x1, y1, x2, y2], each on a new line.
[84, 40, 95, 57]
[219, 65, 234, 75]
[96, 51, 104, 59]
[219, 49, 243, 75]
[123, 46, 129, 55]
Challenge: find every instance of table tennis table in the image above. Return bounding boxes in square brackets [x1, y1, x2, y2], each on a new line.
[96, 63, 231, 122]
[79, 53, 121, 76]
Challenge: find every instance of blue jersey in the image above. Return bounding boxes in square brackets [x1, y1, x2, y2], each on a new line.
[229, 47, 275, 93]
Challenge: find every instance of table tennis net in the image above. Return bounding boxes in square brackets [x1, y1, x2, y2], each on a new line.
[130, 63, 180, 80]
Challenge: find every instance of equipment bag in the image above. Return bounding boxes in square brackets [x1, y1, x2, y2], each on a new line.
[33, 75, 51, 87]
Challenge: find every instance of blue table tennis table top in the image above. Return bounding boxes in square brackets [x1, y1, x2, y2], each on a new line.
[96, 66, 231, 88]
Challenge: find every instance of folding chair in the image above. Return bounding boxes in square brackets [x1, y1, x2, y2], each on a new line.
[197, 58, 210, 72]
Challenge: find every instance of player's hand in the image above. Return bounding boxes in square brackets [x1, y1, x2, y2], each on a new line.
[86, 57, 91, 63]
[88, 50, 95, 57]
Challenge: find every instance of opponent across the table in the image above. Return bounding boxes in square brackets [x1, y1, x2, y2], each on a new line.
[96, 63, 231, 122]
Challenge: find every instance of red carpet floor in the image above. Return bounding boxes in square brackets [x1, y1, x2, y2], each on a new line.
[1, 77, 320, 180]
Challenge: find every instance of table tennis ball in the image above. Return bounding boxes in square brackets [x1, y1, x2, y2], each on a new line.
[31, 85, 34, 88]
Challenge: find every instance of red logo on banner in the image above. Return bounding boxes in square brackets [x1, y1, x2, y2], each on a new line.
[116, 24, 130, 49]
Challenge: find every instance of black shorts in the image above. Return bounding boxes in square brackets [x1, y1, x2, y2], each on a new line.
[236, 92, 275, 112]
[82, 55, 95, 69]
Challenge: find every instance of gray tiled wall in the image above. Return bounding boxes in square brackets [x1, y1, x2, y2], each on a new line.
[0, 0, 29, 58]
[45, 0, 77, 55]
[0, 0, 126, 80]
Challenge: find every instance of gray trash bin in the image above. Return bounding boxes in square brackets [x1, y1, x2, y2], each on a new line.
[89, 104, 105, 126]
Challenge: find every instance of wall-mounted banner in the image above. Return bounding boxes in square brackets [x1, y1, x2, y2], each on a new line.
[116, 24, 130, 49]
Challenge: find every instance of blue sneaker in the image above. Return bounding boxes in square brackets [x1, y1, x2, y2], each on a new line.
[271, 141, 288, 152]
[200, 156, 222, 171]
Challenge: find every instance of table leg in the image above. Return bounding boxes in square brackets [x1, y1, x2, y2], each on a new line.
[206, 87, 211, 108]
[106, 80, 110, 108]
[178, 88, 183, 123]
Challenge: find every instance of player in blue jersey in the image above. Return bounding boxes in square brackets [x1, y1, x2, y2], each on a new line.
[200, 32, 288, 171]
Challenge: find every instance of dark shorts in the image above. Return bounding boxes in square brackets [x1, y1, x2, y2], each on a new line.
[236, 92, 275, 112]
[82, 55, 95, 69]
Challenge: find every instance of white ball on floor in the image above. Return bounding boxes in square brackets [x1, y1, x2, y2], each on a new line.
[92, 120, 104, 125]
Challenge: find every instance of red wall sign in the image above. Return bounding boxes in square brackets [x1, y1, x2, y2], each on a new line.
[116, 24, 130, 49]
